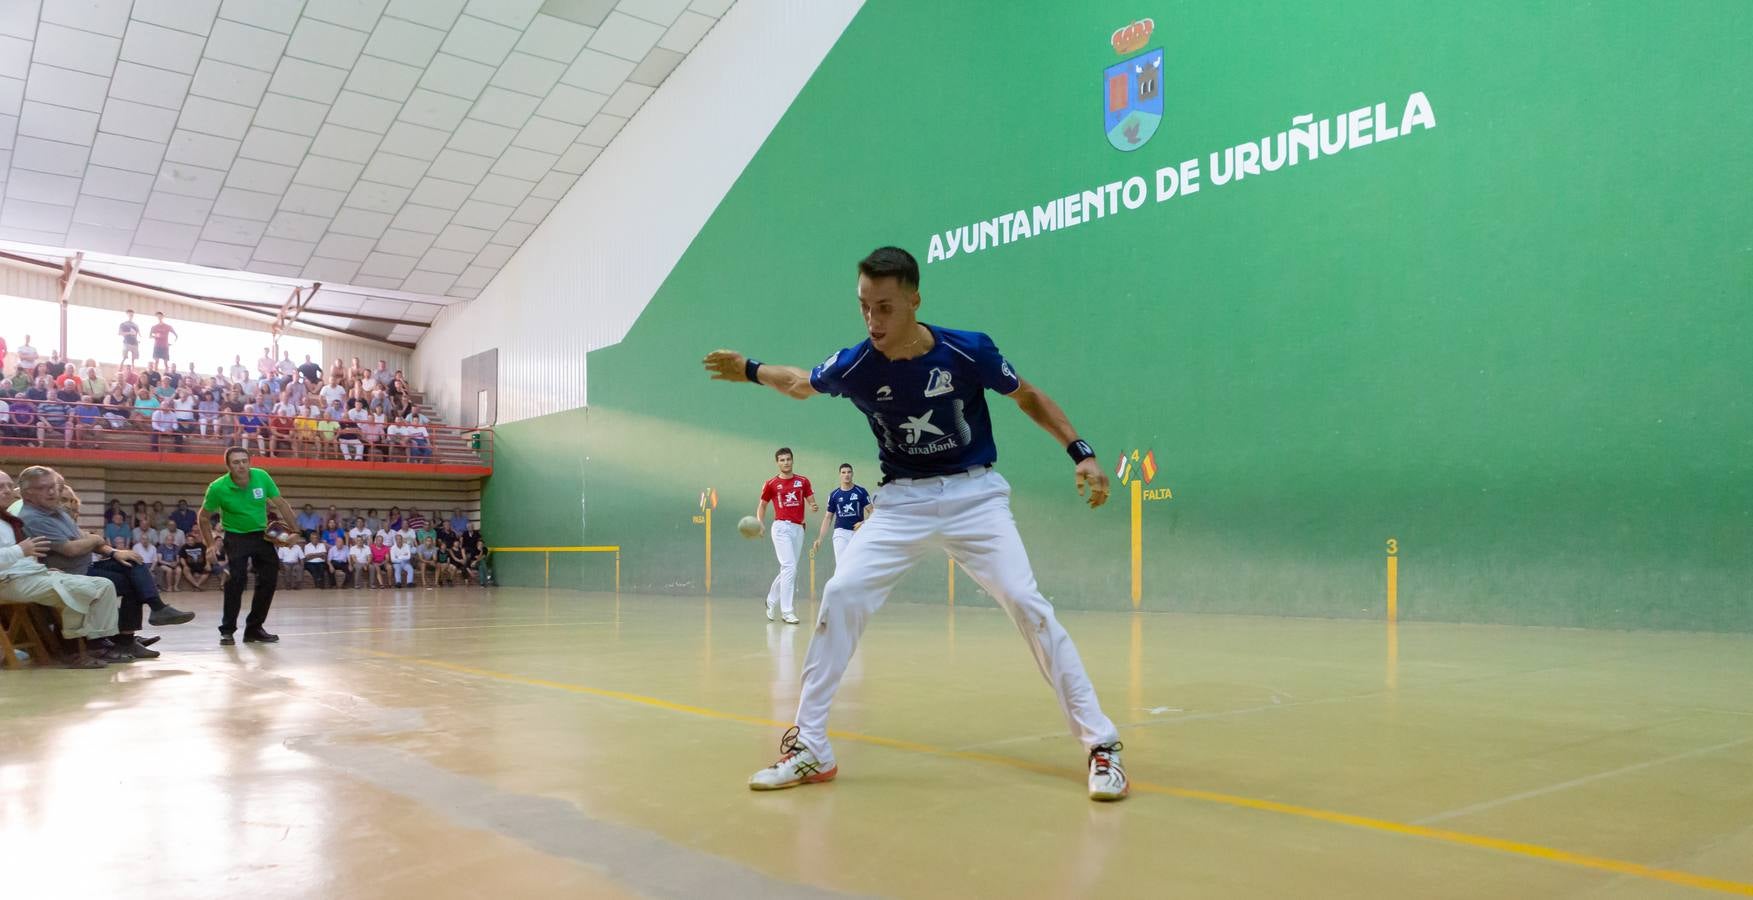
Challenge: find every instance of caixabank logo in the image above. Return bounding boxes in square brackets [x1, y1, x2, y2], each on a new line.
[1103, 18, 1162, 151]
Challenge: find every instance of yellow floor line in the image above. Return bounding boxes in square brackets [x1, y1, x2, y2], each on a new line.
[364, 650, 1753, 897]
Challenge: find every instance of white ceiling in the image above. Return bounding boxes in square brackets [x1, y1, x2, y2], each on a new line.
[0, 0, 731, 344]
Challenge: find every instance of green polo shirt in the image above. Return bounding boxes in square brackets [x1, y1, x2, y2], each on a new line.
[203, 468, 280, 534]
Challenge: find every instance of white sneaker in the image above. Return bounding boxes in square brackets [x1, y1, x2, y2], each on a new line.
[749, 726, 837, 791]
[781, 612, 799, 625]
[1088, 743, 1128, 801]
[765, 601, 776, 621]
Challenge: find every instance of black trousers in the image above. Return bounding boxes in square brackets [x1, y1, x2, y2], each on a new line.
[87, 556, 162, 632]
[222, 531, 278, 634]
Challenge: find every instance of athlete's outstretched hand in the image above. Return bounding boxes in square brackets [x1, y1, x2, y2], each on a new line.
[1075, 457, 1110, 509]
[703, 349, 749, 382]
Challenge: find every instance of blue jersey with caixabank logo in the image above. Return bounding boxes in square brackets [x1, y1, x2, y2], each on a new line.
[827, 486, 871, 530]
[809, 325, 1020, 481]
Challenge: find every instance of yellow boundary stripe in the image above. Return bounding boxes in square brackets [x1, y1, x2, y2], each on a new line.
[364, 651, 1753, 897]
[493, 546, 620, 552]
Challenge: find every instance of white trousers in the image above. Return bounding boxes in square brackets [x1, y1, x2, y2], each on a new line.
[765, 520, 803, 615]
[830, 527, 852, 560]
[794, 468, 1118, 766]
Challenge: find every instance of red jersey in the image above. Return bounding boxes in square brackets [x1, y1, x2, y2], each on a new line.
[761, 475, 813, 524]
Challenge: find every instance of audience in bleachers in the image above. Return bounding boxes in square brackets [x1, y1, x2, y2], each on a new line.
[2, 319, 453, 465]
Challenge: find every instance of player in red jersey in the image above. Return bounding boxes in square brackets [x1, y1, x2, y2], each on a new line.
[757, 447, 818, 624]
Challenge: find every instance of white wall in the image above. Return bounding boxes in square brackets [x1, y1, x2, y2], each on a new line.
[411, 0, 864, 425]
[0, 261, 410, 377]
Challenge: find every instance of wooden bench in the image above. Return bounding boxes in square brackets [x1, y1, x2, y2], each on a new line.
[0, 601, 62, 669]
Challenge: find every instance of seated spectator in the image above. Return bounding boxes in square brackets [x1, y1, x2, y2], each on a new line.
[347, 517, 372, 545]
[316, 409, 339, 456]
[405, 415, 431, 462]
[297, 354, 322, 386]
[416, 536, 440, 588]
[0, 468, 124, 667]
[230, 355, 250, 386]
[72, 394, 102, 447]
[319, 375, 347, 408]
[153, 535, 180, 590]
[359, 412, 385, 461]
[277, 538, 305, 588]
[301, 532, 330, 588]
[431, 538, 457, 587]
[369, 534, 390, 588]
[38, 388, 71, 447]
[150, 404, 182, 450]
[295, 504, 322, 534]
[236, 403, 266, 453]
[326, 536, 351, 588]
[347, 535, 372, 587]
[103, 510, 130, 547]
[337, 411, 363, 461]
[461, 523, 489, 586]
[172, 387, 198, 436]
[197, 391, 221, 437]
[170, 500, 196, 536]
[389, 533, 414, 587]
[45, 349, 65, 378]
[267, 404, 294, 456]
[178, 539, 212, 591]
[383, 414, 408, 461]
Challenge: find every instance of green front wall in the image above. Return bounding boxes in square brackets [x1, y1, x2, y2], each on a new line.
[485, 1, 1753, 630]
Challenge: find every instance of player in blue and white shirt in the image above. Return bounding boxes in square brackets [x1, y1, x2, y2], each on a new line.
[703, 246, 1126, 802]
[811, 463, 871, 562]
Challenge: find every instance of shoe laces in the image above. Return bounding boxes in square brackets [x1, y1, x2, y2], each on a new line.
[1089, 742, 1124, 778]
[774, 725, 804, 764]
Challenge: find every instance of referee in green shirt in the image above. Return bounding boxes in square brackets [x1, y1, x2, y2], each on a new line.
[198, 446, 299, 644]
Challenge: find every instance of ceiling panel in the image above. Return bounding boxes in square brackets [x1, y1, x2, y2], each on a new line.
[1, 0, 728, 343]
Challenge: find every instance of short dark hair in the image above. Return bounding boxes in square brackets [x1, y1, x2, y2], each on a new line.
[775, 447, 793, 459]
[224, 446, 250, 463]
[839, 463, 853, 471]
[858, 246, 919, 288]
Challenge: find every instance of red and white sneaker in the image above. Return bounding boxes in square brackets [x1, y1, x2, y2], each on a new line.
[749, 726, 837, 790]
[1088, 742, 1128, 801]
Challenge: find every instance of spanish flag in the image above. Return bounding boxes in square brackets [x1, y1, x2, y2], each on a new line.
[1115, 453, 1132, 485]
[1141, 450, 1157, 485]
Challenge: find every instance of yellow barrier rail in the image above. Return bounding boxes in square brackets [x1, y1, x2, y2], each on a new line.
[491, 546, 621, 592]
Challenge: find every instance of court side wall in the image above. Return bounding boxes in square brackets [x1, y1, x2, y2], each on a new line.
[487, 2, 1753, 631]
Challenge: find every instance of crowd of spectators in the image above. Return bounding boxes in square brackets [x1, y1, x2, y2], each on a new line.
[2, 478, 493, 668]
[1, 312, 438, 463]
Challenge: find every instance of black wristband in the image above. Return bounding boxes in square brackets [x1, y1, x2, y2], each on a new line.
[744, 359, 762, 384]
[1067, 439, 1095, 463]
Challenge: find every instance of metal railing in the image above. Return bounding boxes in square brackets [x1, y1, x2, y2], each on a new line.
[0, 396, 494, 468]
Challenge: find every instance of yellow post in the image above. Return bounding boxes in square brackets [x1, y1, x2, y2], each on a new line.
[1386, 538, 1399, 624]
[704, 507, 712, 595]
[614, 550, 620, 593]
[544, 551, 550, 588]
[947, 556, 955, 606]
[1130, 478, 1143, 608]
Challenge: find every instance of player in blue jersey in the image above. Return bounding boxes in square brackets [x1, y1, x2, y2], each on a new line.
[811, 463, 870, 563]
[703, 246, 1127, 801]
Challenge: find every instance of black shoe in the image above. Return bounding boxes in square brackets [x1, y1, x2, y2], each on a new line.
[242, 628, 279, 643]
[149, 605, 196, 626]
[136, 635, 162, 647]
[219, 632, 235, 646]
[117, 636, 161, 659]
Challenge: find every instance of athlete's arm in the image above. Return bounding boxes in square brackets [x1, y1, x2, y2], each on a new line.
[702, 351, 816, 401]
[1010, 378, 1111, 509]
[812, 510, 832, 551]
[755, 498, 769, 526]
